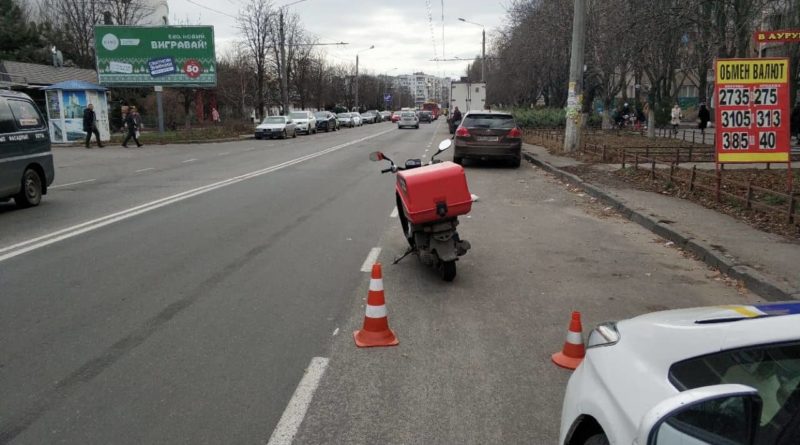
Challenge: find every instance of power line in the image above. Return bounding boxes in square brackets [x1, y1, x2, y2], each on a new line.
[184, 0, 238, 19]
[424, 0, 439, 72]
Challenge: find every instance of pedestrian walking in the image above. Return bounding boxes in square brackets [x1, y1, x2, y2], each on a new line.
[452, 106, 462, 123]
[122, 108, 142, 148]
[697, 102, 710, 136]
[83, 103, 103, 148]
[211, 107, 220, 125]
[791, 103, 800, 143]
[131, 106, 143, 139]
[670, 103, 682, 134]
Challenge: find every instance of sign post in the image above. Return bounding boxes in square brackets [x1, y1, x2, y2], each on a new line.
[714, 58, 791, 165]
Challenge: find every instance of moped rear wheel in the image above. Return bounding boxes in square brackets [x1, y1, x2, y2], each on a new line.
[439, 260, 456, 281]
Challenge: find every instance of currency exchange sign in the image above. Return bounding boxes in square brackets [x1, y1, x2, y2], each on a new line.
[714, 58, 790, 163]
[94, 25, 216, 86]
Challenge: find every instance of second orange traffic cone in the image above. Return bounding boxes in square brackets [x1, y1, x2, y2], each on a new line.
[354, 263, 399, 348]
[552, 311, 585, 370]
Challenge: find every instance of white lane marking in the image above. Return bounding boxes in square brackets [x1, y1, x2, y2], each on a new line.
[332, 328, 339, 336]
[182, 158, 197, 163]
[389, 207, 398, 218]
[360, 247, 382, 272]
[244, 147, 256, 151]
[267, 357, 329, 445]
[0, 129, 395, 263]
[218, 151, 231, 156]
[49, 179, 96, 189]
[135, 167, 155, 173]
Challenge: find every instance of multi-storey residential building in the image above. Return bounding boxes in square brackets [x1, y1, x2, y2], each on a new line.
[394, 72, 450, 107]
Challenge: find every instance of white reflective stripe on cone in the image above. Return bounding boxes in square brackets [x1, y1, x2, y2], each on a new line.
[369, 279, 384, 292]
[365, 305, 387, 318]
[567, 331, 583, 344]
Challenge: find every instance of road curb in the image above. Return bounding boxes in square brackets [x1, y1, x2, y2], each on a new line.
[522, 150, 796, 302]
[57, 135, 255, 148]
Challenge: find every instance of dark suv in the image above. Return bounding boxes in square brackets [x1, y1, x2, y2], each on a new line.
[418, 111, 433, 123]
[0, 90, 55, 207]
[314, 111, 339, 132]
[452, 111, 522, 167]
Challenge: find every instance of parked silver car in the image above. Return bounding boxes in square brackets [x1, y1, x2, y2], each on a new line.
[337, 112, 362, 127]
[360, 112, 376, 124]
[255, 116, 297, 139]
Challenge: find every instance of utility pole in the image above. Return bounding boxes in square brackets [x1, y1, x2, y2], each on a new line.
[355, 54, 359, 112]
[279, 9, 289, 115]
[481, 27, 485, 83]
[563, 0, 586, 152]
[458, 18, 486, 83]
[354, 45, 374, 112]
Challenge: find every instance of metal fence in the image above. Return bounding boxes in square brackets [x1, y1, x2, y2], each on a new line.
[524, 129, 799, 225]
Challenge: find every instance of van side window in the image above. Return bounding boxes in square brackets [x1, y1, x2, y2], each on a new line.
[7, 100, 44, 129]
[0, 99, 16, 133]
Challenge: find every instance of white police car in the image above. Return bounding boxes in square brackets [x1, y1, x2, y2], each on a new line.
[559, 302, 800, 445]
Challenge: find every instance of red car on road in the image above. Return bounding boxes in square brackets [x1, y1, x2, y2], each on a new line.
[391, 112, 401, 123]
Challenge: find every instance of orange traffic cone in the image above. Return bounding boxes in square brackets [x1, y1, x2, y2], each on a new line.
[354, 263, 399, 348]
[552, 311, 586, 370]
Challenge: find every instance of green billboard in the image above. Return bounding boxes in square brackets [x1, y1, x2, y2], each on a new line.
[94, 25, 216, 86]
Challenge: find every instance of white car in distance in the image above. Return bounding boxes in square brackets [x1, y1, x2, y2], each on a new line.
[290, 110, 317, 135]
[559, 302, 800, 445]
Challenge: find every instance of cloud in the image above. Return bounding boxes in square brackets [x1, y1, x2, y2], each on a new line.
[171, 0, 505, 78]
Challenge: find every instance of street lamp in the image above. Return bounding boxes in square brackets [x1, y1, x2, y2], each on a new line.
[354, 45, 375, 112]
[458, 17, 485, 83]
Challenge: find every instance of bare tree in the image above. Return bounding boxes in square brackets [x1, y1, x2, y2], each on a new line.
[38, 0, 153, 68]
[216, 43, 256, 119]
[237, 0, 274, 119]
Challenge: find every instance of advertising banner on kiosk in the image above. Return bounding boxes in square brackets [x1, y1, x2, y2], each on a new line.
[714, 58, 790, 164]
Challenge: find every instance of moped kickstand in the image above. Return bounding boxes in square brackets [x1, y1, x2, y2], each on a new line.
[393, 247, 417, 265]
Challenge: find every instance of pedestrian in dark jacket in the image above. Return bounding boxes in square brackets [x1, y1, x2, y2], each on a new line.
[83, 103, 103, 148]
[791, 103, 800, 142]
[698, 103, 710, 135]
[122, 108, 142, 148]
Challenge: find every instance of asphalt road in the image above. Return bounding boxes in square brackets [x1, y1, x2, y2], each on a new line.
[0, 120, 759, 444]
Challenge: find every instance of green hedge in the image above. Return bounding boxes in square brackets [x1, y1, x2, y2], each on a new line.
[509, 108, 602, 129]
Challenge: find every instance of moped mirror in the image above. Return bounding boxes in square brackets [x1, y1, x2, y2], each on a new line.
[438, 139, 452, 151]
[369, 151, 384, 161]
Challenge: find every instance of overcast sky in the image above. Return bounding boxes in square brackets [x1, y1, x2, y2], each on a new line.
[170, 0, 508, 79]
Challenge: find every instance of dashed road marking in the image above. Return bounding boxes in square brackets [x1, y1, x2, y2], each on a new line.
[360, 247, 382, 272]
[218, 151, 231, 156]
[181, 158, 197, 163]
[50, 179, 96, 189]
[389, 207, 398, 218]
[135, 168, 155, 173]
[332, 328, 339, 336]
[266, 357, 329, 445]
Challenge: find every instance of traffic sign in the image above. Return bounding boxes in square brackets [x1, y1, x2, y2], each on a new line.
[714, 58, 790, 163]
[383, 94, 392, 103]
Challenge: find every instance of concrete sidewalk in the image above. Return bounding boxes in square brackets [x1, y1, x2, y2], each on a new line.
[524, 143, 800, 301]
